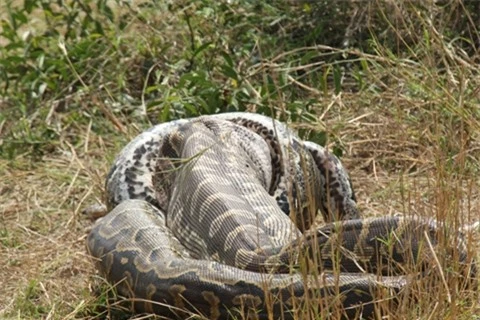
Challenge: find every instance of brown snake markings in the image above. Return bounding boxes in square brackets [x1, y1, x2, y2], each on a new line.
[87, 112, 475, 319]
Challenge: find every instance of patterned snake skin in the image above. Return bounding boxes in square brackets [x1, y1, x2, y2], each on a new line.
[87, 113, 474, 319]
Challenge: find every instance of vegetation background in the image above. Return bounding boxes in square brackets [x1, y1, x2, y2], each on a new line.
[1, 0, 479, 319]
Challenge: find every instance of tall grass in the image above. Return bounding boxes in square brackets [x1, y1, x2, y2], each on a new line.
[0, 0, 478, 319]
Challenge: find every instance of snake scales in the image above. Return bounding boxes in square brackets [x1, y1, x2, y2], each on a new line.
[87, 113, 474, 319]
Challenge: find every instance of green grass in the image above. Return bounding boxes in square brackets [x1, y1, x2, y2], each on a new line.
[1, 0, 479, 319]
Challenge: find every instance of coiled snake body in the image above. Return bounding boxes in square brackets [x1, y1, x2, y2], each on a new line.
[87, 113, 474, 319]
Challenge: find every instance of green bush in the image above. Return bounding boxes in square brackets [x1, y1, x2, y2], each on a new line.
[1, 0, 479, 159]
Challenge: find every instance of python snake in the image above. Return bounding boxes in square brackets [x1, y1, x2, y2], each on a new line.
[87, 113, 474, 319]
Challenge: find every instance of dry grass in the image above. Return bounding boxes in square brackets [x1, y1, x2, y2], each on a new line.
[1, 99, 479, 319]
[0, 127, 108, 318]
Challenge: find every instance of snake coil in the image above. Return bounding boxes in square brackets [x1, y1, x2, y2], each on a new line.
[87, 113, 475, 319]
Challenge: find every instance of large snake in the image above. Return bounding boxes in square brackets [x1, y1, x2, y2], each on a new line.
[87, 113, 474, 319]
